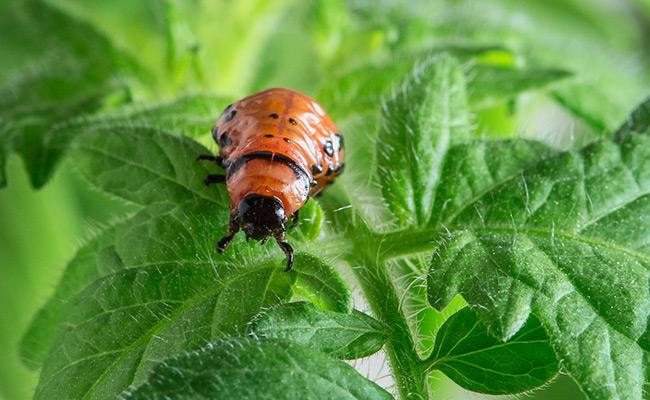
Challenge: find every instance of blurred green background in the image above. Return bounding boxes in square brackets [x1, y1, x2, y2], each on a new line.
[1, 0, 649, 399]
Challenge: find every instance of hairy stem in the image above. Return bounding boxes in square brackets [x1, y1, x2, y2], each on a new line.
[346, 225, 430, 399]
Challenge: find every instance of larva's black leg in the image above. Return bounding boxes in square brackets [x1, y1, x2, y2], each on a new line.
[197, 154, 223, 164]
[216, 232, 235, 253]
[204, 174, 226, 186]
[276, 240, 294, 272]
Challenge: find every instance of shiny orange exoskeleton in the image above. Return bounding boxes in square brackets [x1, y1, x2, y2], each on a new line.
[198, 88, 344, 270]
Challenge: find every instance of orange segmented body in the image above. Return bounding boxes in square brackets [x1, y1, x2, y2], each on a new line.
[200, 88, 344, 270]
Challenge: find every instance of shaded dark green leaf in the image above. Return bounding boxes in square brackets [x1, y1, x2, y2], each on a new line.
[249, 302, 387, 359]
[428, 307, 558, 394]
[120, 338, 394, 400]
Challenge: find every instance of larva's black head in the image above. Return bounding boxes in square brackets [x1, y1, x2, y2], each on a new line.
[236, 195, 286, 241]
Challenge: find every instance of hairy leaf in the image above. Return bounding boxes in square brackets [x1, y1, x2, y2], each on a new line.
[428, 307, 558, 394]
[318, 46, 569, 119]
[33, 260, 291, 399]
[120, 338, 394, 399]
[376, 55, 470, 227]
[35, 94, 231, 186]
[428, 133, 650, 399]
[291, 253, 352, 313]
[249, 302, 387, 359]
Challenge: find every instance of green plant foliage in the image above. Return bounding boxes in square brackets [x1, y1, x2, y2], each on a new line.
[0, 0, 140, 189]
[3, 1, 650, 399]
[120, 338, 393, 400]
[376, 55, 470, 227]
[427, 133, 650, 399]
[249, 302, 388, 359]
[426, 307, 558, 394]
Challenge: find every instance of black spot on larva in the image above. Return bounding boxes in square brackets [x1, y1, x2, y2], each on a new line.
[325, 167, 334, 176]
[263, 134, 274, 138]
[283, 137, 292, 143]
[219, 132, 232, 147]
[310, 180, 317, 187]
[323, 140, 334, 157]
[335, 133, 344, 150]
[211, 126, 219, 140]
[269, 113, 279, 119]
[224, 103, 233, 111]
[288, 118, 297, 125]
[225, 109, 237, 122]
[311, 164, 323, 175]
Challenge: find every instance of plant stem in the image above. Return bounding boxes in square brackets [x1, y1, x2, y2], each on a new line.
[346, 226, 430, 399]
[376, 227, 443, 261]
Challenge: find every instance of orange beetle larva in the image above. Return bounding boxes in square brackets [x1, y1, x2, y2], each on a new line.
[198, 88, 344, 271]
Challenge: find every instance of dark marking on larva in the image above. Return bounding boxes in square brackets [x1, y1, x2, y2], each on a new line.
[225, 109, 237, 122]
[310, 180, 317, 187]
[227, 151, 310, 181]
[219, 132, 232, 148]
[311, 164, 323, 175]
[323, 140, 334, 157]
[211, 126, 219, 140]
[325, 167, 334, 176]
[263, 134, 274, 138]
[288, 118, 297, 125]
[269, 113, 279, 119]
[283, 137, 292, 143]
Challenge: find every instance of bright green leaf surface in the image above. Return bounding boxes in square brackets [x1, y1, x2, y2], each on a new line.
[249, 302, 387, 359]
[376, 55, 470, 227]
[34, 260, 291, 399]
[428, 134, 650, 399]
[120, 338, 394, 400]
[428, 307, 558, 394]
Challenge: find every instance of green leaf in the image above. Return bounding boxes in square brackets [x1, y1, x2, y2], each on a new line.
[616, 97, 650, 142]
[428, 307, 558, 394]
[318, 46, 571, 120]
[33, 259, 294, 399]
[0, 0, 140, 188]
[428, 139, 554, 227]
[291, 253, 352, 313]
[120, 338, 394, 399]
[376, 54, 470, 227]
[34, 94, 231, 186]
[71, 126, 227, 206]
[249, 302, 388, 359]
[468, 65, 572, 110]
[428, 134, 650, 399]
[292, 199, 325, 242]
[212, 268, 296, 336]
